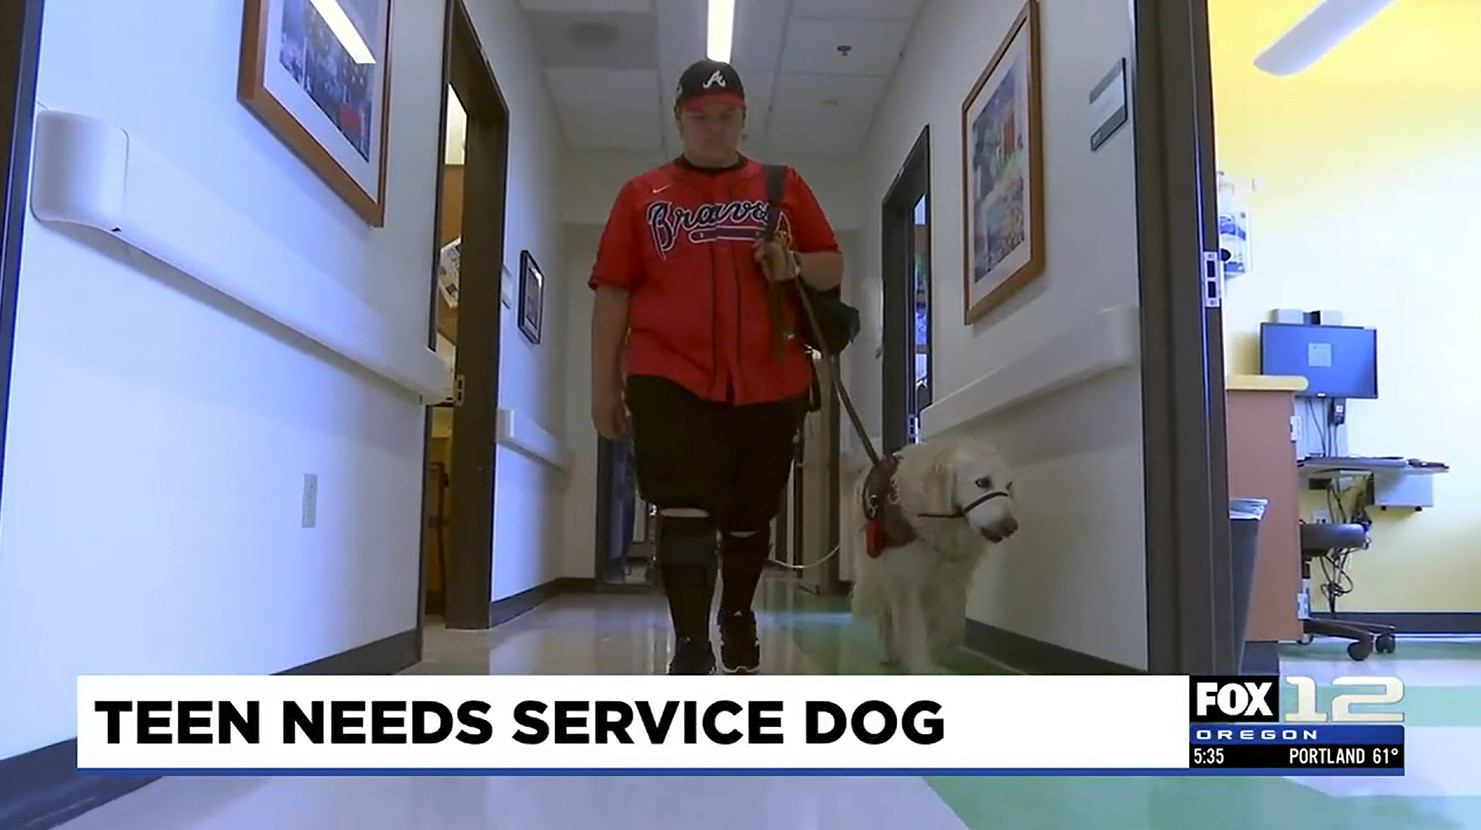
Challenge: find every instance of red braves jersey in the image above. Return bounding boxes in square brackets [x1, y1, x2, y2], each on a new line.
[589, 157, 840, 406]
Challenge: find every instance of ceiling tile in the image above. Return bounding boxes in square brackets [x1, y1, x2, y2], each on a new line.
[525, 11, 659, 70]
[545, 67, 661, 110]
[767, 72, 890, 110]
[545, 68, 663, 149]
[654, 0, 704, 79]
[789, 0, 923, 21]
[762, 73, 887, 153]
[738, 71, 775, 145]
[519, 0, 653, 12]
[779, 17, 911, 76]
[765, 101, 874, 154]
[730, 0, 789, 73]
[654, 0, 786, 78]
[564, 111, 664, 150]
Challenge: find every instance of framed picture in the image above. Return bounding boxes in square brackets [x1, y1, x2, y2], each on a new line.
[238, 0, 393, 226]
[518, 250, 544, 345]
[960, 0, 1045, 324]
[1217, 171, 1251, 277]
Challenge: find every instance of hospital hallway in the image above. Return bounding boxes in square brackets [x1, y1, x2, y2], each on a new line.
[45, 574, 1481, 830]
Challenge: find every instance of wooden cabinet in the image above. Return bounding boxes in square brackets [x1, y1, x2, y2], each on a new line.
[1225, 375, 1307, 643]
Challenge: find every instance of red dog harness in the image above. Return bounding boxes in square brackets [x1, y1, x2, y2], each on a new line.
[862, 454, 916, 558]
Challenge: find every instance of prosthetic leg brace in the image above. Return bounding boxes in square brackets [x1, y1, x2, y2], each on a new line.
[654, 507, 719, 674]
[716, 526, 769, 674]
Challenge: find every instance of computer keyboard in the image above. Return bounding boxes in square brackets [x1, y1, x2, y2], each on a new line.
[1299, 455, 1448, 470]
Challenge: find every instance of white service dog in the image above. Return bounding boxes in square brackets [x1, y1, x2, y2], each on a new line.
[847, 435, 1018, 674]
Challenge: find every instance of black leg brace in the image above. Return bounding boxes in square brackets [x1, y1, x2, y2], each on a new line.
[655, 514, 718, 567]
[656, 512, 719, 641]
[719, 526, 770, 614]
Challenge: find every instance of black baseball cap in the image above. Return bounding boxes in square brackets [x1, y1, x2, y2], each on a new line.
[676, 59, 745, 111]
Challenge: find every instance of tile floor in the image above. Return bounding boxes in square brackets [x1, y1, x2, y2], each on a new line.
[55, 577, 1481, 829]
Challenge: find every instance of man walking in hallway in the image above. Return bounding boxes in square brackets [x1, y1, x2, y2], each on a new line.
[588, 59, 844, 674]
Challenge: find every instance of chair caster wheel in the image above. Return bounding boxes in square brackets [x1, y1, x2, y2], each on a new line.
[1376, 633, 1397, 654]
[1347, 639, 1373, 661]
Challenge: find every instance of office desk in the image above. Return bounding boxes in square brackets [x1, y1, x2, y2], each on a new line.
[1298, 456, 1450, 510]
[1226, 376, 1452, 651]
[1226, 374, 1306, 643]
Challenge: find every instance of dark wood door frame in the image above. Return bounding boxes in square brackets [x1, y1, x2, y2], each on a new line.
[594, 437, 618, 582]
[421, 0, 511, 632]
[0, 0, 43, 515]
[592, 436, 652, 589]
[1132, 0, 1234, 674]
[880, 126, 931, 456]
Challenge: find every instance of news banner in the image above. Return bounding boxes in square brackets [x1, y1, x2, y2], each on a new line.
[73, 674, 1404, 776]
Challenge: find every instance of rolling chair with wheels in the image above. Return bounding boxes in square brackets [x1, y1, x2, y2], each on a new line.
[1298, 522, 1397, 661]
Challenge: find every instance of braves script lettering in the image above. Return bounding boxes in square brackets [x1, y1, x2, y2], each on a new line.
[646, 199, 790, 257]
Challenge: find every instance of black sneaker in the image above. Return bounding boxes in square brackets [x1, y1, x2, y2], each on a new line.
[718, 610, 760, 674]
[667, 636, 715, 675]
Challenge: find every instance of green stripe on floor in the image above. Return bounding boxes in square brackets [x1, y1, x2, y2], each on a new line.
[765, 586, 1481, 725]
[769, 584, 1481, 829]
[762, 590, 1016, 675]
[1282, 640, 1481, 661]
[1278, 684, 1481, 727]
[922, 777, 1481, 830]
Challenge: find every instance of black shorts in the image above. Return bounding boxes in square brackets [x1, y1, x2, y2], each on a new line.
[624, 374, 806, 533]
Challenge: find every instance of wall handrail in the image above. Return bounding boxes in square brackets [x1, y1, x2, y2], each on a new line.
[496, 408, 572, 471]
[28, 109, 445, 402]
[921, 303, 1141, 437]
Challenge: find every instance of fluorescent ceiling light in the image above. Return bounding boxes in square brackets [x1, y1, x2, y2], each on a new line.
[1254, 0, 1398, 76]
[707, 0, 735, 63]
[308, 0, 377, 65]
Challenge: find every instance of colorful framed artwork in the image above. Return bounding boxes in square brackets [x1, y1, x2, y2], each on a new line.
[239, 0, 393, 226]
[960, 0, 1045, 324]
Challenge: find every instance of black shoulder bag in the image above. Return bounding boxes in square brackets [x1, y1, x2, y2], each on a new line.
[760, 164, 861, 357]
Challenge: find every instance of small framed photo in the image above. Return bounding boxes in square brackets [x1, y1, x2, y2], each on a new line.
[517, 250, 544, 345]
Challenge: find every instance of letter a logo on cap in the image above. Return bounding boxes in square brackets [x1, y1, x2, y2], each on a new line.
[703, 70, 727, 89]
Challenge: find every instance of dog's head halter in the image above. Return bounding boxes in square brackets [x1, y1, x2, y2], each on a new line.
[916, 485, 1013, 520]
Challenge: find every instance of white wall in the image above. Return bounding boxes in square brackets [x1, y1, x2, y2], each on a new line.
[464, 0, 570, 602]
[555, 148, 865, 580]
[559, 225, 603, 580]
[850, 0, 1148, 668]
[0, 0, 566, 759]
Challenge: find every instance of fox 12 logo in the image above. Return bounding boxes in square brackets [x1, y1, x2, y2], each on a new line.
[1189, 675, 1405, 724]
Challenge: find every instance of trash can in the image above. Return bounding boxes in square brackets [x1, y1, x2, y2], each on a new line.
[1229, 498, 1268, 670]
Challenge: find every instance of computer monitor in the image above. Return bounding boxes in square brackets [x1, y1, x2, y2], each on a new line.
[1259, 322, 1377, 399]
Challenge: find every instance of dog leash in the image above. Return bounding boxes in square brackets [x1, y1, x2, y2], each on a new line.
[795, 287, 1012, 523]
[759, 285, 872, 572]
[792, 283, 879, 467]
